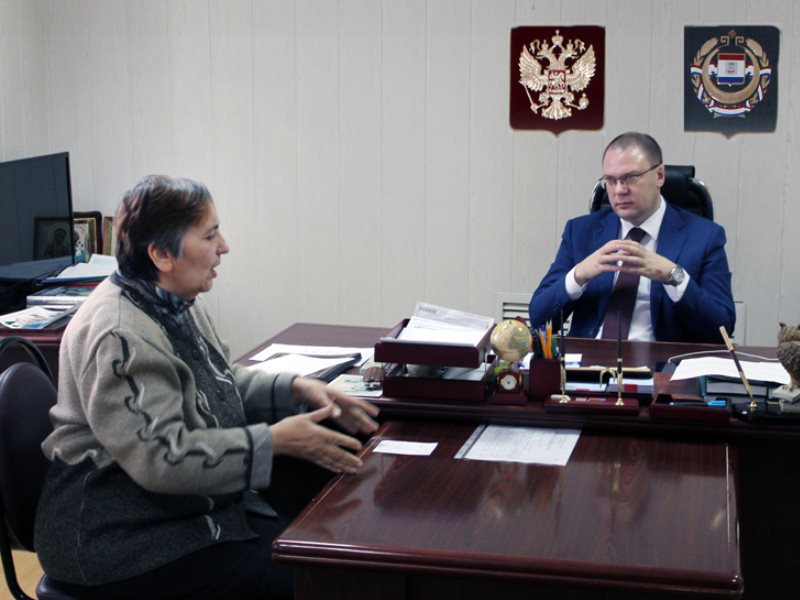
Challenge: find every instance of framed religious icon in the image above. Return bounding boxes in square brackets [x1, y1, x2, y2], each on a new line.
[72, 217, 97, 263]
[34, 217, 72, 260]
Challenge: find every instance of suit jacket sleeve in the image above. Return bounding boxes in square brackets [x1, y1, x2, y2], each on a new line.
[653, 219, 736, 343]
[529, 219, 579, 331]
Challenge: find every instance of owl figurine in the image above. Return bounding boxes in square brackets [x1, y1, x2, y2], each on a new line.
[776, 322, 800, 402]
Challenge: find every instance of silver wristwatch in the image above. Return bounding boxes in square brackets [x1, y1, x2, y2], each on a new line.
[665, 265, 685, 286]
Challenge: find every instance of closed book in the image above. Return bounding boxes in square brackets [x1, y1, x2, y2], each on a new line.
[26, 285, 94, 306]
[703, 376, 776, 397]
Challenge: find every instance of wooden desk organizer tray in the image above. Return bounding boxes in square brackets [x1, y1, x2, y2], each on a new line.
[374, 319, 494, 402]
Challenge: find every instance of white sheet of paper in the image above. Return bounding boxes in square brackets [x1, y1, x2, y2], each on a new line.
[671, 357, 789, 385]
[248, 343, 373, 367]
[565, 381, 606, 393]
[455, 425, 580, 466]
[373, 440, 438, 456]
[247, 354, 354, 377]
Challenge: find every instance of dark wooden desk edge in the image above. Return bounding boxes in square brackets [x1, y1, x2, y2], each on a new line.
[274, 542, 742, 596]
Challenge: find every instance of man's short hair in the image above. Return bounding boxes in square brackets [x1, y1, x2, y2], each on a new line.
[603, 132, 663, 166]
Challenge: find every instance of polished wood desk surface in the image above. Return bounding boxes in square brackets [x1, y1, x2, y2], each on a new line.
[242, 323, 790, 441]
[249, 324, 792, 599]
[274, 420, 742, 599]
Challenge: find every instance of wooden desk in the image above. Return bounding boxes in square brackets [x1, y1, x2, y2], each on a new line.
[241, 323, 787, 440]
[245, 323, 792, 599]
[274, 420, 742, 599]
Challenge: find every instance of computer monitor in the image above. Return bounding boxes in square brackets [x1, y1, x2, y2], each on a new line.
[0, 152, 75, 284]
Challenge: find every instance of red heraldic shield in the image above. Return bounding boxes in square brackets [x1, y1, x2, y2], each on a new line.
[509, 26, 605, 134]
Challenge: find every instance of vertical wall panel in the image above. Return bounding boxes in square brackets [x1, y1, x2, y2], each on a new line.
[425, 0, 470, 309]
[84, 0, 135, 212]
[381, 0, 427, 324]
[295, 0, 341, 324]
[16, 0, 48, 157]
[168, 0, 214, 184]
[510, 0, 562, 301]
[208, 0, 257, 347]
[338, 0, 384, 326]
[252, 0, 300, 342]
[478, 0, 527, 302]
[126, 0, 176, 181]
[43, 0, 93, 209]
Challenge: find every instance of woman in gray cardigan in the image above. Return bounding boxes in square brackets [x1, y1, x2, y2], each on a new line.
[34, 175, 379, 599]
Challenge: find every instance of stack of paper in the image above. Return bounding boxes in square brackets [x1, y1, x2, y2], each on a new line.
[394, 302, 494, 346]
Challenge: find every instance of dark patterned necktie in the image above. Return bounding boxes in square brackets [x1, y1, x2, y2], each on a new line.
[601, 227, 646, 340]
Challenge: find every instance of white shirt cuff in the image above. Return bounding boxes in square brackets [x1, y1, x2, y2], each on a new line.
[565, 266, 586, 300]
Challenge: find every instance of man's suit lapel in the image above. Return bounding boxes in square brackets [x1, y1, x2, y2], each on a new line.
[650, 202, 688, 330]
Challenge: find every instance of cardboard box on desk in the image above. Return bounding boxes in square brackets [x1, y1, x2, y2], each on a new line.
[374, 319, 494, 402]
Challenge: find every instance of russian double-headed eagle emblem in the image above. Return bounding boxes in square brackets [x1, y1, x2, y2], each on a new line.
[518, 30, 596, 120]
[689, 30, 772, 118]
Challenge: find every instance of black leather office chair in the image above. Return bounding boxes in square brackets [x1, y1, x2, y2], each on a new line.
[0, 336, 77, 600]
[589, 164, 714, 221]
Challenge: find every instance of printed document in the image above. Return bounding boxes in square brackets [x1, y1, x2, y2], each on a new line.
[455, 425, 580, 466]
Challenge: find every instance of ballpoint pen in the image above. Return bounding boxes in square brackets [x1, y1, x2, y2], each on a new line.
[669, 399, 727, 408]
[719, 325, 756, 412]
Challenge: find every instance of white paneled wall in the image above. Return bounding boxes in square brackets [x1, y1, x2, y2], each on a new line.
[1, 0, 798, 355]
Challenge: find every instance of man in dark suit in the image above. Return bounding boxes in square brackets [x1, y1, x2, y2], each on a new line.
[529, 132, 735, 343]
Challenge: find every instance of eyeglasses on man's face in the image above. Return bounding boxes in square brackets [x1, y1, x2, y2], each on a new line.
[599, 163, 661, 190]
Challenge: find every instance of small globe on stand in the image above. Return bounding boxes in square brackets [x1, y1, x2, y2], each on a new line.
[490, 319, 533, 363]
[488, 320, 533, 404]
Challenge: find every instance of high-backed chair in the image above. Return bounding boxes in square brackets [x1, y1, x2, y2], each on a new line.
[589, 164, 714, 220]
[0, 336, 76, 600]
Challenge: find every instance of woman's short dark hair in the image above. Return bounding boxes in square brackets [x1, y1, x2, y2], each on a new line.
[116, 175, 213, 282]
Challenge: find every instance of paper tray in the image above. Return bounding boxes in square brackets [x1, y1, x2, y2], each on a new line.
[381, 361, 493, 402]
[374, 319, 493, 369]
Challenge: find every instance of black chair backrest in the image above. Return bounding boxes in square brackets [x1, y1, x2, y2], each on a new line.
[0, 337, 56, 552]
[589, 164, 714, 221]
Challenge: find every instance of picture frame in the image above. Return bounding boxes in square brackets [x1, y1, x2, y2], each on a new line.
[102, 216, 117, 256]
[73, 210, 103, 255]
[33, 217, 72, 260]
[72, 217, 97, 263]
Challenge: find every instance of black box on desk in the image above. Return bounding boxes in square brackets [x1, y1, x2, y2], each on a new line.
[374, 319, 494, 402]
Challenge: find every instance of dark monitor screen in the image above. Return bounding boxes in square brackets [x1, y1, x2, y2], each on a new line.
[0, 152, 75, 283]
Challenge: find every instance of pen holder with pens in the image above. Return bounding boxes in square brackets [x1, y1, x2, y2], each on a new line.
[527, 359, 561, 402]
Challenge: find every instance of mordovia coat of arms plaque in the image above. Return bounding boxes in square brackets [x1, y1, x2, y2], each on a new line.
[684, 26, 780, 136]
[510, 26, 605, 134]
